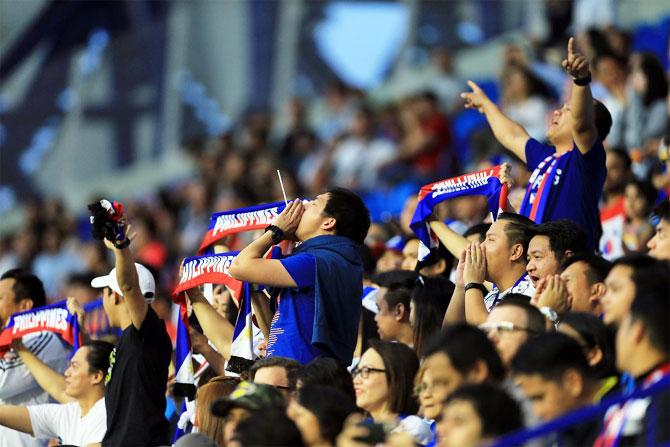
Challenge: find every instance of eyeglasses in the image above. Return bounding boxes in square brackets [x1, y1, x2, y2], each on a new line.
[351, 366, 386, 379]
[478, 321, 538, 335]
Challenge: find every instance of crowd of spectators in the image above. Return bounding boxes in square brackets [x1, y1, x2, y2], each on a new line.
[0, 13, 669, 447]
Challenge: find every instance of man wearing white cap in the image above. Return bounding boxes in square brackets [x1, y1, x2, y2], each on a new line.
[89, 228, 172, 446]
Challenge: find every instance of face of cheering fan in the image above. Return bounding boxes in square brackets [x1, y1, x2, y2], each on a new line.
[295, 194, 334, 242]
[64, 346, 104, 399]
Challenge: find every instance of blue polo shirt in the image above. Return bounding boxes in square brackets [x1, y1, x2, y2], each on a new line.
[266, 252, 323, 364]
[520, 138, 606, 250]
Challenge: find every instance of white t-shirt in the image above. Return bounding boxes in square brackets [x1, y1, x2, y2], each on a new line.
[27, 398, 106, 446]
[0, 331, 70, 447]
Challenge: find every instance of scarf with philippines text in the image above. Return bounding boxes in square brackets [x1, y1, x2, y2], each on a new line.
[198, 201, 287, 254]
[0, 300, 82, 355]
[410, 165, 509, 262]
[173, 251, 244, 305]
[518, 151, 571, 223]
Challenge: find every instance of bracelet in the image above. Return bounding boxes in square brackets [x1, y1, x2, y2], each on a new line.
[573, 72, 592, 86]
[264, 225, 285, 245]
[464, 282, 488, 295]
[113, 239, 131, 249]
[540, 306, 560, 326]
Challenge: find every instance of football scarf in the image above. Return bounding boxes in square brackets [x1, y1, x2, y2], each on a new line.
[0, 300, 81, 355]
[198, 201, 287, 254]
[410, 165, 509, 261]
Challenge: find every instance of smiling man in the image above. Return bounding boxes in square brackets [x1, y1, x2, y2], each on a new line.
[230, 187, 370, 365]
[461, 38, 612, 251]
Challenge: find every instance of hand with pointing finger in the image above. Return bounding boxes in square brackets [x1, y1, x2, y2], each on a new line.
[461, 80, 492, 114]
[562, 37, 590, 81]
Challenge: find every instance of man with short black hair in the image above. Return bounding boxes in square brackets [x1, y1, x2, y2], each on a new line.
[479, 295, 546, 367]
[559, 254, 611, 316]
[601, 255, 669, 326]
[512, 333, 603, 445]
[526, 220, 588, 286]
[248, 356, 302, 397]
[0, 269, 70, 447]
[230, 188, 371, 365]
[597, 275, 670, 446]
[462, 38, 612, 250]
[374, 285, 413, 347]
[445, 213, 536, 327]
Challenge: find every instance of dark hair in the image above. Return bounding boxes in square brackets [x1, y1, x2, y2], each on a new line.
[559, 312, 617, 378]
[411, 276, 454, 355]
[84, 340, 115, 375]
[652, 199, 670, 221]
[497, 213, 536, 259]
[295, 385, 358, 444]
[593, 100, 613, 141]
[511, 332, 594, 382]
[0, 269, 46, 308]
[422, 323, 506, 383]
[290, 357, 355, 400]
[367, 340, 419, 415]
[560, 253, 612, 284]
[445, 383, 523, 438]
[630, 262, 670, 354]
[495, 295, 547, 335]
[625, 180, 658, 214]
[464, 223, 491, 243]
[638, 53, 669, 106]
[381, 286, 412, 318]
[233, 409, 304, 446]
[612, 255, 669, 303]
[530, 220, 588, 264]
[249, 357, 303, 389]
[323, 187, 371, 244]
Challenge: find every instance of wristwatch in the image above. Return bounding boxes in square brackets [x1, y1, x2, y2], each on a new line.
[264, 225, 285, 245]
[464, 282, 488, 295]
[113, 239, 131, 249]
[573, 72, 592, 86]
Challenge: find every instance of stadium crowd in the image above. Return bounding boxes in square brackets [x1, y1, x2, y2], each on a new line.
[0, 16, 669, 447]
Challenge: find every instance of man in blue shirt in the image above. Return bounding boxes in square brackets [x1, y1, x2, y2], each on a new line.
[461, 37, 612, 251]
[230, 188, 370, 365]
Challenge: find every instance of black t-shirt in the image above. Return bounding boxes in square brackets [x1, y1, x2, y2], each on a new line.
[102, 307, 172, 446]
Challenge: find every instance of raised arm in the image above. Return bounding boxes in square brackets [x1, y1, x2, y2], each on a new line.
[229, 200, 303, 287]
[563, 37, 598, 154]
[112, 243, 147, 330]
[462, 81, 531, 163]
[0, 406, 32, 435]
[462, 242, 490, 326]
[11, 340, 71, 404]
[186, 287, 235, 360]
[429, 220, 468, 259]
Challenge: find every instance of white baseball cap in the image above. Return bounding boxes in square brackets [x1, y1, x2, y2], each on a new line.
[91, 263, 156, 303]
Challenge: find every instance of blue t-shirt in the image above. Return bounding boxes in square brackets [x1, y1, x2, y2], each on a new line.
[521, 138, 606, 250]
[266, 252, 323, 364]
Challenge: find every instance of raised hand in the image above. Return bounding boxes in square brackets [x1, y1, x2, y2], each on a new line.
[536, 274, 570, 314]
[461, 80, 491, 113]
[562, 37, 590, 80]
[272, 199, 304, 240]
[463, 242, 487, 285]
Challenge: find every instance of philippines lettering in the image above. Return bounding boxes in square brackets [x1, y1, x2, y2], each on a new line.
[211, 208, 279, 236]
[431, 169, 494, 199]
[179, 255, 236, 284]
[12, 308, 69, 334]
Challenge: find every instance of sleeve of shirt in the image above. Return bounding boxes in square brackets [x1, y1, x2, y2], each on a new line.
[582, 138, 606, 166]
[279, 253, 317, 289]
[27, 403, 66, 439]
[525, 138, 556, 171]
